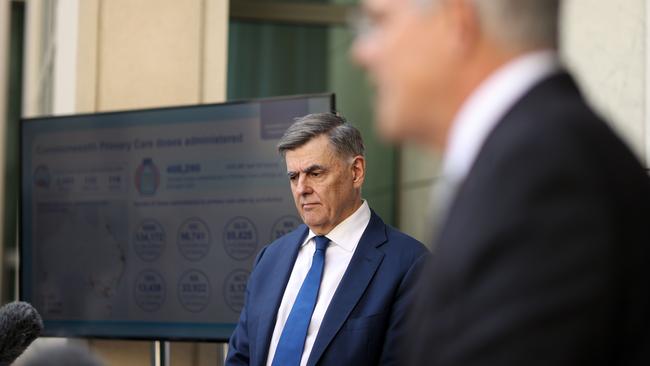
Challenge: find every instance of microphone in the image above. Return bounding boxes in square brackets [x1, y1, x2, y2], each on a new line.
[0, 302, 44, 366]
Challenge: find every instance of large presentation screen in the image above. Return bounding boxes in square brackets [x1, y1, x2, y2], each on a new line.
[20, 94, 334, 341]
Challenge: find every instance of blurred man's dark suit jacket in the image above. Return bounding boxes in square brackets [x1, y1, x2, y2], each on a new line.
[407, 72, 650, 365]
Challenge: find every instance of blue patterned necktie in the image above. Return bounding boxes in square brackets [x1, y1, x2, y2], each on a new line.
[272, 235, 330, 366]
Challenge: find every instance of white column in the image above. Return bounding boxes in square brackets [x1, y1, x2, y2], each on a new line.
[53, 0, 79, 115]
[202, 0, 229, 103]
[22, 0, 43, 118]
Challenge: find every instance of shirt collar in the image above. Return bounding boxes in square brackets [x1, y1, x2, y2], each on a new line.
[441, 50, 561, 185]
[302, 200, 371, 252]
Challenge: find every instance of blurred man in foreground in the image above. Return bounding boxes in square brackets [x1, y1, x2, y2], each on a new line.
[226, 113, 428, 366]
[353, 0, 650, 364]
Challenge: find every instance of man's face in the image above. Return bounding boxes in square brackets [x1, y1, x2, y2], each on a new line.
[352, 0, 459, 145]
[285, 135, 364, 235]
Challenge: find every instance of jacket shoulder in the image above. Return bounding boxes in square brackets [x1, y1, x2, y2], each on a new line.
[495, 73, 638, 163]
[383, 224, 430, 260]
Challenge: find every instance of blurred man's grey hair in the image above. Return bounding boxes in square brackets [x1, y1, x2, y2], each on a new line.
[473, 0, 560, 50]
[278, 113, 365, 159]
[422, 0, 560, 50]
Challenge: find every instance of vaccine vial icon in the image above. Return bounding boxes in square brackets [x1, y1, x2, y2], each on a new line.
[135, 158, 160, 195]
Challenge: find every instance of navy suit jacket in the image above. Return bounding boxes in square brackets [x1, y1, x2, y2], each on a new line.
[226, 210, 428, 366]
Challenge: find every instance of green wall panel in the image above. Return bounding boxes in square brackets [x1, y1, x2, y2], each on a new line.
[227, 20, 396, 224]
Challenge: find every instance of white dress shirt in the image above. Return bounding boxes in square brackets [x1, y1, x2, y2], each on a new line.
[266, 200, 371, 366]
[432, 51, 561, 227]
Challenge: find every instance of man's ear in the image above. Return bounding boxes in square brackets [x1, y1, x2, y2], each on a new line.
[351, 155, 366, 188]
[446, 0, 481, 55]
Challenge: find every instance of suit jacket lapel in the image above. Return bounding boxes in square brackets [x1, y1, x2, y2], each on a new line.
[253, 225, 309, 366]
[306, 211, 387, 366]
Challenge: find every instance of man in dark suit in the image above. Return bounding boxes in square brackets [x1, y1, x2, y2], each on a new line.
[352, 0, 650, 364]
[226, 113, 428, 366]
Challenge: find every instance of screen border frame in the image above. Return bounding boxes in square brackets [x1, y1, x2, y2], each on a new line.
[18, 93, 335, 342]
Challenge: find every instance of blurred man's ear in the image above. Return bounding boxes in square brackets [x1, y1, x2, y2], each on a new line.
[445, 0, 481, 55]
[351, 155, 366, 189]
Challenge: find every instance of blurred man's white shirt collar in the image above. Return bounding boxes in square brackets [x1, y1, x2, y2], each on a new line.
[430, 51, 560, 238]
[442, 50, 561, 185]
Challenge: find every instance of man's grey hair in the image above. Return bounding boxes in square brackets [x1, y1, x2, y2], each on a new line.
[422, 0, 561, 50]
[277, 113, 365, 159]
[472, 0, 561, 50]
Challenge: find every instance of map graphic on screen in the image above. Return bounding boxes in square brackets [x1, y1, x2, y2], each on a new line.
[20, 94, 334, 341]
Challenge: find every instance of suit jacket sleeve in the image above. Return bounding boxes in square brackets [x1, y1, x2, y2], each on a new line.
[226, 246, 268, 366]
[379, 252, 430, 365]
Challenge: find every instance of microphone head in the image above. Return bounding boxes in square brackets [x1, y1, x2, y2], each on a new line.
[0, 301, 44, 365]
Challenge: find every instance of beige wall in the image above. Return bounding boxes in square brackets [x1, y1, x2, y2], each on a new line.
[86, 0, 227, 112]
[398, 0, 648, 243]
[24, 0, 228, 117]
[561, 0, 647, 164]
[21, 0, 229, 364]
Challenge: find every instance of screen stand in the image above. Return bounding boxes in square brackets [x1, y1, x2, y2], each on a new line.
[151, 340, 170, 366]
